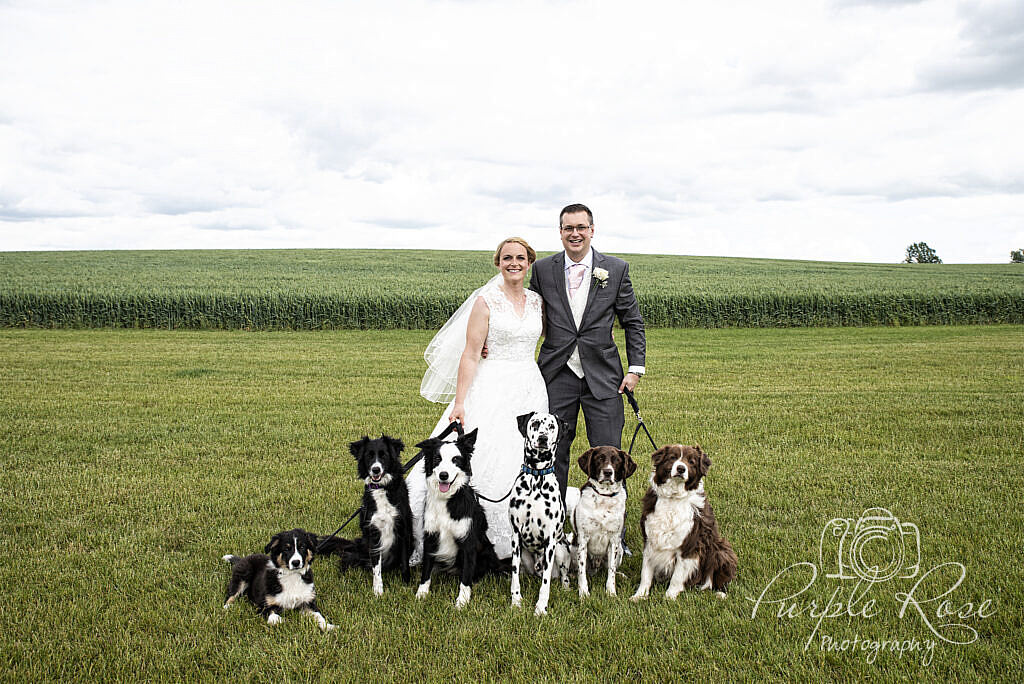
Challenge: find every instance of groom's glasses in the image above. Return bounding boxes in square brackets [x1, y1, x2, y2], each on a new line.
[560, 224, 591, 234]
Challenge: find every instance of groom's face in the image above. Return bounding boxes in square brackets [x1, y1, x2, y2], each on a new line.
[560, 211, 594, 262]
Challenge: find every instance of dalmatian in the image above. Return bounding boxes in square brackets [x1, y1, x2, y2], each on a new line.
[508, 411, 573, 616]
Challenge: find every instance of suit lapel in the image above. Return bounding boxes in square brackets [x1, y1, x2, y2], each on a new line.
[551, 252, 575, 330]
[579, 250, 605, 328]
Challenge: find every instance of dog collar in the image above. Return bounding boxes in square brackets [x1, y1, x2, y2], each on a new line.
[366, 482, 385, 490]
[522, 464, 555, 477]
[583, 481, 621, 498]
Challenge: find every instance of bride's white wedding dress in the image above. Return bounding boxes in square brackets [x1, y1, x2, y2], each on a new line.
[409, 280, 548, 559]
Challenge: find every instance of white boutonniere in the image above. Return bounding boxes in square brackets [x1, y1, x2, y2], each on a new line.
[592, 267, 609, 288]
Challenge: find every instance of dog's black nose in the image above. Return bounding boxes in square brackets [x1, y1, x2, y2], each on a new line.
[438, 471, 449, 482]
[370, 465, 382, 475]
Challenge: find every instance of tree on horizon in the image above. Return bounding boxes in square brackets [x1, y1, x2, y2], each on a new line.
[904, 242, 942, 264]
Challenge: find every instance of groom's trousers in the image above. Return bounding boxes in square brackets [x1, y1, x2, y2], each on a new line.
[547, 366, 625, 501]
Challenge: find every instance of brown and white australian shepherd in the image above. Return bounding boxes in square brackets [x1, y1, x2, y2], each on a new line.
[630, 445, 737, 601]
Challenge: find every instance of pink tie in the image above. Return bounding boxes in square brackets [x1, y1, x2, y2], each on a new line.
[568, 263, 586, 298]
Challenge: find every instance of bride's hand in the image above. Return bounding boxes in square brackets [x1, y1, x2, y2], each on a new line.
[449, 404, 466, 425]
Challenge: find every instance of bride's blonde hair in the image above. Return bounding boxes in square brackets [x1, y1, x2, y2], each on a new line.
[493, 237, 537, 267]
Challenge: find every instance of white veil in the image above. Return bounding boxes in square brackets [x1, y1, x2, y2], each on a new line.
[420, 274, 502, 403]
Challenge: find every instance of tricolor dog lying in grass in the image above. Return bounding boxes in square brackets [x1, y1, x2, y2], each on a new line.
[222, 529, 335, 631]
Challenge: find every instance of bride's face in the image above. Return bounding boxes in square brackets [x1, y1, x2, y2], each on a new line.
[498, 242, 530, 285]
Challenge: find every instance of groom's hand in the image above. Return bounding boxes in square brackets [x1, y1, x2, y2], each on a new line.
[618, 372, 640, 394]
[481, 344, 488, 359]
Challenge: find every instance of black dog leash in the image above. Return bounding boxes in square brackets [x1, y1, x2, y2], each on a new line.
[624, 388, 658, 456]
[316, 420, 467, 554]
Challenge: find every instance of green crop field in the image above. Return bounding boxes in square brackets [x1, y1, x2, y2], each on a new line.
[2, 326, 1022, 682]
[2, 249, 1022, 328]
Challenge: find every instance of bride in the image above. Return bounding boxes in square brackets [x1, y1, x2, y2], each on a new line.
[410, 237, 548, 560]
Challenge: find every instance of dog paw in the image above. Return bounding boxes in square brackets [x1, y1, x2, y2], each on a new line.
[533, 604, 548, 617]
[606, 586, 617, 597]
[630, 592, 647, 602]
[578, 588, 590, 599]
[222, 602, 232, 611]
[323, 623, 336, 632]
[415, 587, 429, 600]
[454, 585, 471, 609]
[373, 583, 384, 597]
[665, 589, 681, 600]
[267, 614, 283, 625]
[715, 591, 727, 600]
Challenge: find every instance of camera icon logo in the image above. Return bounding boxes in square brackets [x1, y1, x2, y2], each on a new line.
[819, 507, 921, 582]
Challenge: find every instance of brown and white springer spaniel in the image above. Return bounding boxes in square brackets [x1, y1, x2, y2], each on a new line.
[573, 446, 637, 597]
[630, 445, 737, 601]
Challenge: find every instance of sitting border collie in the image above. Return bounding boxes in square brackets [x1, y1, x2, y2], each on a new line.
[574, 445, 637, 598]
[631, 445, 737, 601]
[319, 435, 413, 596]
[222, 529, 334, 631]
[509, 411, 574, 615]
[414, 427, 507, 609]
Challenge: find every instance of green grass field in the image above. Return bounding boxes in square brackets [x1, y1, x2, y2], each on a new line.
[2, 326, 1021, 681]
[3, 249, 1022, 328]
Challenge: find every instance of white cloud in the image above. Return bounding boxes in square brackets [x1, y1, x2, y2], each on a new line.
[1, 0, 1022, 262]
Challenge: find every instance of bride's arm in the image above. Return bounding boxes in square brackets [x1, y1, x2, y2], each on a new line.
[449, 297, 489, 425]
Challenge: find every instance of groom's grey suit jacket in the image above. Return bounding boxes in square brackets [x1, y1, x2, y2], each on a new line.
[529, 249, 646, 401]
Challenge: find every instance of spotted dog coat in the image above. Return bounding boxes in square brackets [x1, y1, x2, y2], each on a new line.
[631, 445, 737, 602]
[414, 428, 508, 609]
[509, 411, 573, 616]
[318, 435, 413, 596]
[573, 445, 637, 597]
[222, 529, 335, 631]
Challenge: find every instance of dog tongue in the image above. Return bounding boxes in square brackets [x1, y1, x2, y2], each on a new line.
[439, 482, 451, 493]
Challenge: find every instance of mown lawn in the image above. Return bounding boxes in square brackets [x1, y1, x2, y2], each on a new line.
[1, 326, 1022, 681]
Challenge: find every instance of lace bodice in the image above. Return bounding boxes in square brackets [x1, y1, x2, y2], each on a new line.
[479, 285, 543, 361]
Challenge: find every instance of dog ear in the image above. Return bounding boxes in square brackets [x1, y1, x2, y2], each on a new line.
[264, 534, 282, 556]
[384, 435, 405, 456]
[697, 445, 712, 476]
[349, 436, 369, 459]
[516, 412, 534, 438]
[460, 427, 478, 452]
[415, 437, 438, 451]
[577, 447, 596, 475]
[620, 449, 637, 478]
[303, 530, 317, 562]
[650, 445, 667, 467]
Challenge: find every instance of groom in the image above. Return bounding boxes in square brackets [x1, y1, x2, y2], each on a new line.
[529, 203, 646, 502]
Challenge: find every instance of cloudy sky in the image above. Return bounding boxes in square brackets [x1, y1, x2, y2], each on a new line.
[1, 0, 1022, 262]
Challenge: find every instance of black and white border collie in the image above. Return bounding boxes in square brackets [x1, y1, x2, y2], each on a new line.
[509, 411, 574, 616]
[320, 435, 413, 596]
[631, 445, 737, 601]
[414, 427, 507, 609]
[222, 529, 334, 631]
[574, 445, 637, 598]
